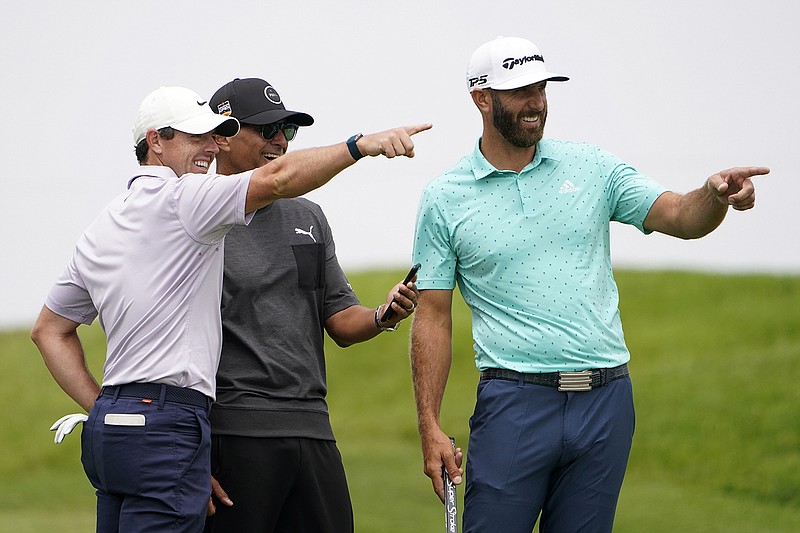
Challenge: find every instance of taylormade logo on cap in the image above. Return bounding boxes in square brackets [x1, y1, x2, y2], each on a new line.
[467, 36, 568, 92]
[502, 54, 544, 70]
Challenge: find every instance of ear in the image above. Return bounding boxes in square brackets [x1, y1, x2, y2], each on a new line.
[471, 89, 492, 113]
[213, 134, 232, 153]
[146, 129, 164, 154]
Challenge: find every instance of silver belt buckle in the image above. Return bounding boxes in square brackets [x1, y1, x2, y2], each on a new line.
[558, 370, 593, 392]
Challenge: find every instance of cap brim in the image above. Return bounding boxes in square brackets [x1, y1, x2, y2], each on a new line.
[172, 114, 240, 137]
[240, 109, 314, 127]
[485, 72, 569, 91]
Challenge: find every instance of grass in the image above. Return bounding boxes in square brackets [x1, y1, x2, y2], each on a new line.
[1, 269, 799, 532]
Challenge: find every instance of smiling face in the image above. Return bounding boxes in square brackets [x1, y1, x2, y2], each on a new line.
[217, 123, 290, 174]
[147, 129, 220, 175]
[489, 81, 548, 148]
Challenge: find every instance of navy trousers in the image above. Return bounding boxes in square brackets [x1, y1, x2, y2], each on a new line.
[463, 376, 635, 533]
[81, 391, 211, 532]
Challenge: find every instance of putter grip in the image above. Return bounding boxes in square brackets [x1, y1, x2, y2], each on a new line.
[443, 436, 458, 533]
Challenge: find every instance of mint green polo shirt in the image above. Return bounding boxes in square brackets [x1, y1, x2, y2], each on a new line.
[412, 138, 667, 372]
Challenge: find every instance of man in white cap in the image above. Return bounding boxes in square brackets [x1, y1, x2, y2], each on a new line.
[410, 36, 768, 532]
[31, 84, 430, 532]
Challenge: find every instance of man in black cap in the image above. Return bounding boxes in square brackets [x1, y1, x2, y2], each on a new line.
[204, 78, 420, 533]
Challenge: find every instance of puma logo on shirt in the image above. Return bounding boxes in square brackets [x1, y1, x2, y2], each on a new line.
[294, 226, 316, 242]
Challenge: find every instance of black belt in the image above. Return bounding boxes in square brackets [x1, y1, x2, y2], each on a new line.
[480, 363, 629, 392]
[101, 383, 211, 410]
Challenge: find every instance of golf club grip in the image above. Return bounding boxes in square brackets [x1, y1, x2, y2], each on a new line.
[380, 263, 421, 322]
[443, 436, 458, 533]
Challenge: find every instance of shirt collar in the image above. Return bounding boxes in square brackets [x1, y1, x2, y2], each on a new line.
[128, 165, 179, 189]
[469, 138, 561, 180]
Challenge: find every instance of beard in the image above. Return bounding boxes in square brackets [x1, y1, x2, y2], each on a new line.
[491, 91, 546, 148]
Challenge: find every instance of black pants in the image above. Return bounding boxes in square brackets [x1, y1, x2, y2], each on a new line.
[204, 435, 354, 533]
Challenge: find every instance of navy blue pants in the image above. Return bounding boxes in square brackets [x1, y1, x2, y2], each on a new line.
[81, 391, 211, 532]
[463, 377, 635, 533]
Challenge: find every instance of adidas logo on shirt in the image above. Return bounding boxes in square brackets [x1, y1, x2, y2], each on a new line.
[559, 180, 580, 194]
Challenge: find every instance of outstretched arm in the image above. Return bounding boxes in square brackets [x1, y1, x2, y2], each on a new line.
[644, 166, 769, 239]
[410, 289, 463, 502]
[31, 306, 100, 412]
[245, 124, 433, 213]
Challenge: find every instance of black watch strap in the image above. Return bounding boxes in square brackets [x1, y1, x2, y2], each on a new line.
[346, 133, 364, 161]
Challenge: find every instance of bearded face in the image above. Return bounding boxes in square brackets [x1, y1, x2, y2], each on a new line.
[490, 86, 548, 149]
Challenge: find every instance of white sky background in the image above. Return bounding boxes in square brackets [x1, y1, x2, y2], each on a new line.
[1, 0, 797, 329]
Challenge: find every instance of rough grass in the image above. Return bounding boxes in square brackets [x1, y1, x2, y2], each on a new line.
[1, 269, 798, 532]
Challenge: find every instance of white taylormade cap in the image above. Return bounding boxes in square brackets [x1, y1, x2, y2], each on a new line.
[133, 86, 240, 145]
[467, 36, 569, 92]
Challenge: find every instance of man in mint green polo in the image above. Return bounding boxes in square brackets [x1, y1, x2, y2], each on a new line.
[410, 36, 769, 533]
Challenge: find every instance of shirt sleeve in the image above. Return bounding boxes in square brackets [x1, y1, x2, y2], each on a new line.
[412, 185, 457, 290]
[597, 147, 668, 234]
[44, 259, 98, 325]
[174, 171, 254, 243]
[320, 209, 360, 320]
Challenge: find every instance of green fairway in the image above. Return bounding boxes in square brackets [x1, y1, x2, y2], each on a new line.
[2, 269, 798, 532]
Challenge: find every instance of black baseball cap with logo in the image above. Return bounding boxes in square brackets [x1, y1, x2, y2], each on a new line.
[209, 78, 314, 126]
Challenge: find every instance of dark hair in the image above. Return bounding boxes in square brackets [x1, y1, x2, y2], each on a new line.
[134, 127, 176, 164]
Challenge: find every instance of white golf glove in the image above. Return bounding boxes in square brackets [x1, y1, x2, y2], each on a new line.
[50, 413, 88, 444]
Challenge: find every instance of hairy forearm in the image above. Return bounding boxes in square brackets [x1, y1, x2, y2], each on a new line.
[31, 310, 100, 412]
[245, 124, 431, 213]
[645, 186, 728, 239]
[410, 310, 453, 435]
[409, 290, 463, 498]
[247, 144, 353, 212]
[38, 336, 99, 412]
[673, 185, 728, 239]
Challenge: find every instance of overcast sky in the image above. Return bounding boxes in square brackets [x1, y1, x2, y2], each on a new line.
[1, 0, 797, 329]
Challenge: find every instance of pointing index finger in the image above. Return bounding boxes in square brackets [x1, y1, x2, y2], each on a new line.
[724, 166, 771, 180]
[405, 123, 433, 136]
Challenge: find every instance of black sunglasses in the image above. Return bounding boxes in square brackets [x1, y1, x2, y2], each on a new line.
[247, 123, 299, 142]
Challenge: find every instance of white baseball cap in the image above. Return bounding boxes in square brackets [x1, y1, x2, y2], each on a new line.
[467, 36, 569, 92]
[133, 86, 240, 145]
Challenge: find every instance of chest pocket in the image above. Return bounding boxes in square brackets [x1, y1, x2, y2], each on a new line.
[292, 243, 325, 290]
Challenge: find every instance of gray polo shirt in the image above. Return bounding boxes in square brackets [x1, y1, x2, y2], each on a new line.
[45, 165, 253, 399]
